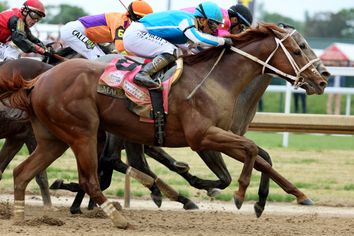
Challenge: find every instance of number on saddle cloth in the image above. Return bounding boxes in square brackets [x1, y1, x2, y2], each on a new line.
[115, 58, 139, 72]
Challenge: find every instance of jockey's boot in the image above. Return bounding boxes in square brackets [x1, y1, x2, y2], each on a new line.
[134, 53, 176, 89]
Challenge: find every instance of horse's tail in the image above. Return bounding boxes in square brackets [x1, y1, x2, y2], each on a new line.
[0, 72, 37, 116]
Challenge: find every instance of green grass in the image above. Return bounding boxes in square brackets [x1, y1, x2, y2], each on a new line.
[261, 90, 354, 115]
[245, 132, 354, 150]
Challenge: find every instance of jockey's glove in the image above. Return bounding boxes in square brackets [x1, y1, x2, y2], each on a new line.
[224, 38, 233, 47]
[35, 44, 52, 57]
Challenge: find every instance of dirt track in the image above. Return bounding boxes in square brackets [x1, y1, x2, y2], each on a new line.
[1, 195, 354, 236]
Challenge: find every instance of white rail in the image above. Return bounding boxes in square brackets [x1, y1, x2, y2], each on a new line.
[266, 66, 354, 146]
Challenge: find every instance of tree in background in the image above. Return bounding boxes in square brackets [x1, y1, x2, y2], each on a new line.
[43, 4, 88, 24]
[261, 12, 304, 32]
[304, 10, 354, 39]
[0, 1, 9, 12]
[257, 2, 354, 40]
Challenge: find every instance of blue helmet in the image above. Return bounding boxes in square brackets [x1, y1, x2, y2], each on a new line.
[194, 2, 223, 24]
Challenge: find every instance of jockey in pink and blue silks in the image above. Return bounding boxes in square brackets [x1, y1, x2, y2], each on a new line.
[123, 1, 233, 89]
[182, 4, 253, 36]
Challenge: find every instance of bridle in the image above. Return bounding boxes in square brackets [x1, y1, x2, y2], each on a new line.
[230, 29, 319, 88]
[186, 29, 320, 99]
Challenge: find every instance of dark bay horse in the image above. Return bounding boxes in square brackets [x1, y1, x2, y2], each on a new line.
[1, 23, 326, 228]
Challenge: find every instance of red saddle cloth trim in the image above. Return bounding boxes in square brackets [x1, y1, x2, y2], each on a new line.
[98, 57, 173, 119]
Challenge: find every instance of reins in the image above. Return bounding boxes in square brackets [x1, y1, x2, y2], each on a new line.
[186, 48, 225, 100]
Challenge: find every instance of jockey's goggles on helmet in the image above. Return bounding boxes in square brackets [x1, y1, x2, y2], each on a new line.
[208, 19, 219, 32]
[28, 10, 42, 21]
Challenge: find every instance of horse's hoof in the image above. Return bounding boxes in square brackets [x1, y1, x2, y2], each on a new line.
[207, 188, 221, 197]
[298, 198, 314, 206]
[111, 210, 128, 229]
[43, 205, 59, 212]
[70, 207, 82, 214]
[254, 202, 264, 218]
[151, 193, 162, 208]
[49, 179, 64, 189]
[183, 201, 199, 210]
[173, 161, 190, 173]
[233, 195, 244, 209]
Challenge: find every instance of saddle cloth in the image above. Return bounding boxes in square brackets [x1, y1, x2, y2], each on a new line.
[97, 56, 183, 122]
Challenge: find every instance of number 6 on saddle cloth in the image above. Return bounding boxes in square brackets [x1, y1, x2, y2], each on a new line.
[97, 56, 183, 146]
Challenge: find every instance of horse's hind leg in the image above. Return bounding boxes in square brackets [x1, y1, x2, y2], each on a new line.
[144, 145, 230, 198]
[0, 138, 24, 180]
[197, 150, 232, 196]
[144, 145, 190, 174]
[13, 138, 68, 223]
[25, 137, 52, 208]
[125, 142, 198, 210]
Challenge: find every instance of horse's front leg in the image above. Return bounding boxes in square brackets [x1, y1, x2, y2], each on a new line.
[198, 126, 258, 209]
[71, 136, 128, 229]
[252, 154, 314, 207]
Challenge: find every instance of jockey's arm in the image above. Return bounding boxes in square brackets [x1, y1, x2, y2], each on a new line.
[8, 16, 44, 54]
[179, 19, 226, 48]
[26, 27, 45, 47]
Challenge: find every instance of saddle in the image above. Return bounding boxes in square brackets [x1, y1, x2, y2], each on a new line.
[97, 56, 183, 145]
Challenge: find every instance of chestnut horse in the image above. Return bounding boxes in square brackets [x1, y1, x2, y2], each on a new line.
[0, 58, 197, 212]
[57, 24, 330, 217]
[1, 23, 326, 228]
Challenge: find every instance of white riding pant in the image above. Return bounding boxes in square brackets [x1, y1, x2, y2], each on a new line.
[60, 20, 105, 60]
[0, 42, 20, 61]
[123, 22, 177, 58]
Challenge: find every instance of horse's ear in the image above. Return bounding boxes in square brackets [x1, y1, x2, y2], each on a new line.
[271, 27, 287, 39]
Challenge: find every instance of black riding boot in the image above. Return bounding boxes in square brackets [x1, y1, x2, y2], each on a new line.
[134, 53, 176, 89]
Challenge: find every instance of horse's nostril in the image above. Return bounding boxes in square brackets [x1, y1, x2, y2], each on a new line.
[322, 72, 331, 78]
[320, 81, 327, 88]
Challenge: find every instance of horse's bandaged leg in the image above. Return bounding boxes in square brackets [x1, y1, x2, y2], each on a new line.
[100, 200, 128, 229]
[13, 200, 25, 223]
[126, 166, 155, 188]
[155, 177, 179, 201]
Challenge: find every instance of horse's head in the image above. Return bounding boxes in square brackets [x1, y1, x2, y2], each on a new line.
[268, 24, 327, 95]
[279, 23, 331, 89]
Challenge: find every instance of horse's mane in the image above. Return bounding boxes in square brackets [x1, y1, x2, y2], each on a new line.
[183, 22, 286, 65]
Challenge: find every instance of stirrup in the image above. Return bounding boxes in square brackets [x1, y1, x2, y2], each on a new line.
[149, 78, 162, 90]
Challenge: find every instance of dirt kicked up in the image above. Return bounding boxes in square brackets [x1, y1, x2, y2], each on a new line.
[1, 198, 354, 236]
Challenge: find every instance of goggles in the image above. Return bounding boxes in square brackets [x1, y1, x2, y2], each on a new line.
[208, 20, 219, 32]
[28, 11, 43, 21]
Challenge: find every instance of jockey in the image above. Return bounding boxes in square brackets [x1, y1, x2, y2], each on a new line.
[60, 0, 153, 60]
[182, 4, 253, 36]
[227, 4, 253, 34]
[123, 1, 233, 89]
[0, 0, 48, 61]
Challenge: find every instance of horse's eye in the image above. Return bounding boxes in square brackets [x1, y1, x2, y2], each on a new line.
[299, 43, 306, 50]
[294, 49, 302, 55]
